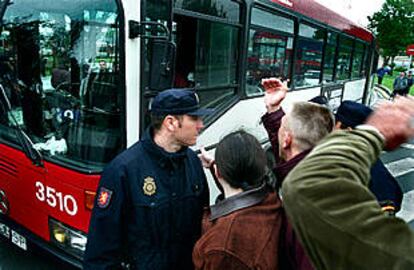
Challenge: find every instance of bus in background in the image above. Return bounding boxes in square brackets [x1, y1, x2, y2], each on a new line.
[0, 0, 376, 267]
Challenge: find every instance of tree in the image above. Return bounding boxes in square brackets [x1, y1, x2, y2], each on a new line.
[368, 0, 414, 65]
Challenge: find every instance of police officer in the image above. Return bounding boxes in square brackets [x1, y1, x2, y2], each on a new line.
[84, 89, 211, 270]
[335, 100, 403, 215]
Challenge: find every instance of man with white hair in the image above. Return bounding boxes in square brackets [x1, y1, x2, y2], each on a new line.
[261, 78, 334, 190]
[260, 78, 333, 269]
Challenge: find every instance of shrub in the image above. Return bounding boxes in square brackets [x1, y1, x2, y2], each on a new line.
[394, 66, 407, 73]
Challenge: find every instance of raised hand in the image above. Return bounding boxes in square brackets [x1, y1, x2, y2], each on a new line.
[198, 147, 214, 169]
[262, 78, 288, 113]
[365, 96, 414, 150]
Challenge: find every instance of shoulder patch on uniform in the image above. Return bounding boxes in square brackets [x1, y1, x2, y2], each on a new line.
[97, 187, 113, 208]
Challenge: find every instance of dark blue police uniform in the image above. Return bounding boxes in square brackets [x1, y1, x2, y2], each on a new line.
[336, 101, 403, 213]
[369, 160, 403, 212]
[84, 128, 209, 269]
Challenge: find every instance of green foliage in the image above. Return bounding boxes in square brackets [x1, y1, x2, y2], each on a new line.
[368, 0, 414, 61]
[394, 66, 407, 72]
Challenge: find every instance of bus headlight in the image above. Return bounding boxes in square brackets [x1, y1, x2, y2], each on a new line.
[49, 218, 87, 259]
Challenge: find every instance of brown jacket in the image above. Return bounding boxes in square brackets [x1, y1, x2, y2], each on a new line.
[193, 185, 283, 270]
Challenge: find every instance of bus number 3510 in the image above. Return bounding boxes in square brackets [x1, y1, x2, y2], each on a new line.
[35, 181, 78, 216]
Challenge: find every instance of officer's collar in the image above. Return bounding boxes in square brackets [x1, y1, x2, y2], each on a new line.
[142, 127, 188, 164]
[209, 183, 269, 221]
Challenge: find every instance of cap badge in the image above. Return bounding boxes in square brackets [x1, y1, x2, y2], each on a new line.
[143, 177, 156, 196]
[97, 187, 113, 209]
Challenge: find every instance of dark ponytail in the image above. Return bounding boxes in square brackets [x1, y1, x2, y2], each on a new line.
[215, 130, 268, 191]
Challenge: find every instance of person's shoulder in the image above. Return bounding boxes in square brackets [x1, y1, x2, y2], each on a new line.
[105, 142, 143, 171]
[220, 194, 282, 238]
[197, 215, 236, 251]
[186, 148, 203, 164]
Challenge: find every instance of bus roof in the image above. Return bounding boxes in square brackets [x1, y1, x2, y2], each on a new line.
[259, 0, 374, 43]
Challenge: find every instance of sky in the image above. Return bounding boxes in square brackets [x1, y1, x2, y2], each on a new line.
[314, 0, 385, 27]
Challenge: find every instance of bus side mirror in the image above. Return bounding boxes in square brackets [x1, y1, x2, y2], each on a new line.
[149, 39, 176, 92]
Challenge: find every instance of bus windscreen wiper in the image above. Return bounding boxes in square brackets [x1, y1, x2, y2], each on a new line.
[0, 83, 43, 166]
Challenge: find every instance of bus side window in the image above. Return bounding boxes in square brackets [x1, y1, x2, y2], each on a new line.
[173, 16, 196, 89]
[336, 36, 353, 81]
[172, 14, 239, 111]
[246, 8, 294, 96]
[294, 24, 324, 88]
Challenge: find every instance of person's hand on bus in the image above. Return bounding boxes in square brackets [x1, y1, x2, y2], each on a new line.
[262, 77, 288, 113]
[198, 147, 214, 169]
[365, 96, 414, 150]
[199, 147, 224, 195]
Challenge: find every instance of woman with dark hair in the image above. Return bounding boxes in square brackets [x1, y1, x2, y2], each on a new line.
[214, 130, 269, 192]
[193, 130, 312, 270]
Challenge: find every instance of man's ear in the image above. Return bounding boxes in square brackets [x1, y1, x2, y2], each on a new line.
[282, 131, 292, 149]
[163, 115, 177, 132]
[335, 121, 342, 130]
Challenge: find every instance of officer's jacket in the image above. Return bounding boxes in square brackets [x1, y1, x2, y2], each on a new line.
[83, 128, 209, 270]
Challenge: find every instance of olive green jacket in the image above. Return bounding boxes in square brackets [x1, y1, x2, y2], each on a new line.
[282, 129, 414, 270]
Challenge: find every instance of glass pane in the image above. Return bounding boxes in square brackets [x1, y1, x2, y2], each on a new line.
[246, 29, 292, 96]
[323, 44, 336, 83]
[294, 38, 323, 87]
[352, 49, 364, 78]
[351, 52, 363, 78]
[327, 32, 337, 44]
[197, 88, 235, 111]
[251, 8, 294, 34]
[141, 1, 169, 99]
[195, 20, 239, 88]
[0, 0, 7, 17]
[340, 36, 353, 48]
[147, 0, 170, 21]
[0, 0, 124, 170]
[174, 0, 240, 23]
[361, 45, 368, 77]
[336, 36, 353, 80]
[355, 42, 364, 52]
[299, 24, 324, 41]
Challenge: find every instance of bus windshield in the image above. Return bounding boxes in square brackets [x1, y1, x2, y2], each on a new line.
[0, 0, 124, 171]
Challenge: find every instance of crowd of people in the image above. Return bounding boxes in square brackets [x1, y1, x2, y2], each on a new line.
[376, 65, 413, 97]
[83, 78, 414, 270]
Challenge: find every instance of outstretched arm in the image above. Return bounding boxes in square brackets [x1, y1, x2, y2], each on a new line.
[261, 78, 288, 163]
[282, 97, 414, 270]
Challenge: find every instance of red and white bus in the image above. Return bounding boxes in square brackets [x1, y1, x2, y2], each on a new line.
[0, 0, 376, 267]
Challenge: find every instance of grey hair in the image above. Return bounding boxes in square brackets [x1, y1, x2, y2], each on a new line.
[285, 101, 334, 152]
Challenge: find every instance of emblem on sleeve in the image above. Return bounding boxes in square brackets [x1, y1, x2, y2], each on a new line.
[97, 187, 113, 208]
[143, 177, 156, 196]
